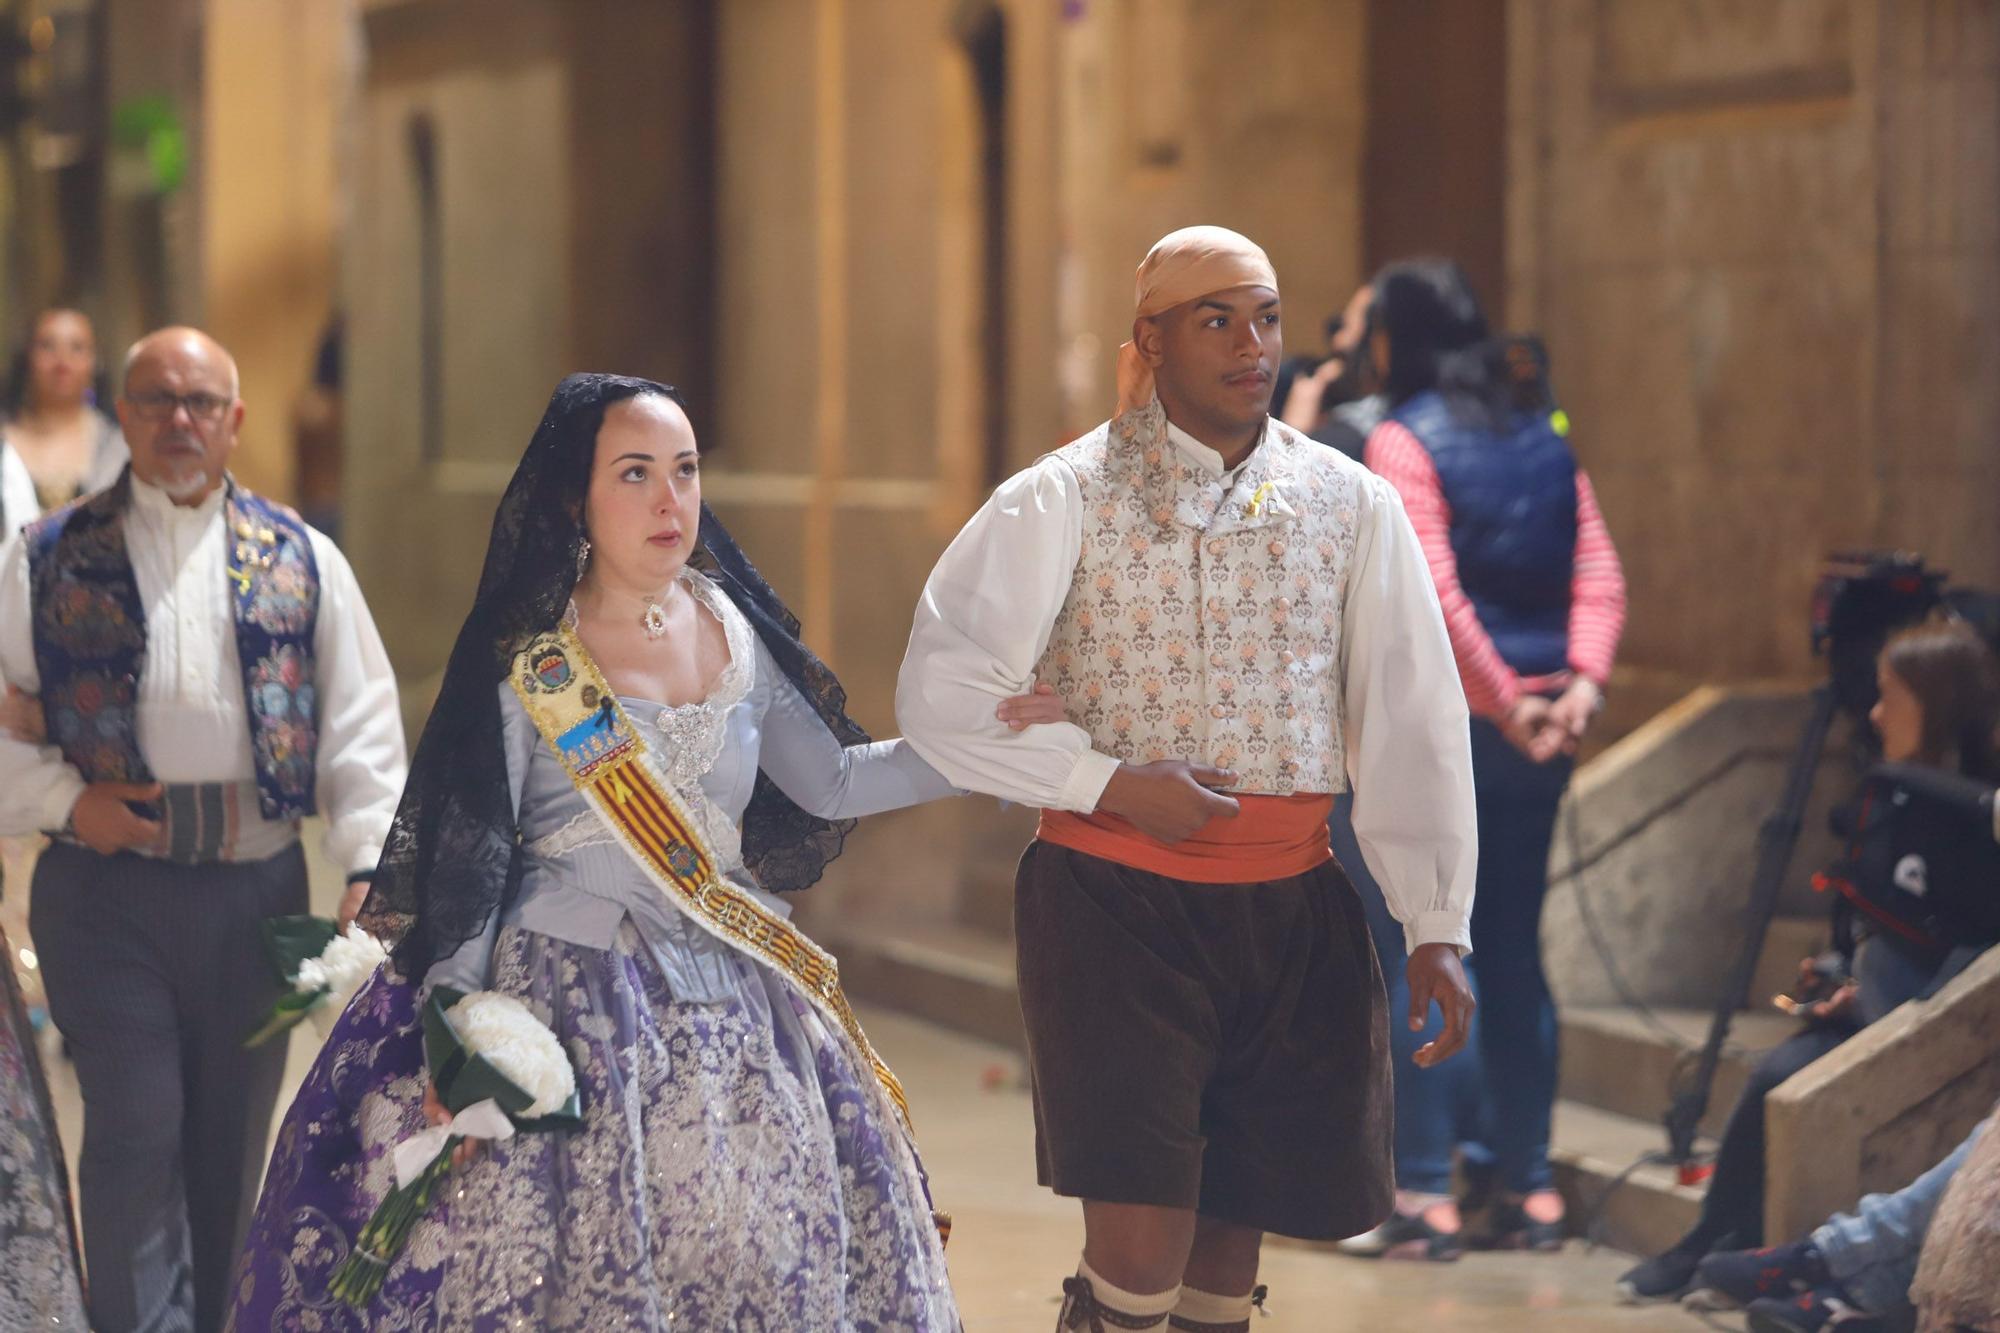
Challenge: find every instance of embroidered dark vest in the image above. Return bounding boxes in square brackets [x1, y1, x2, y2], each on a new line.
[25, 471, 323, 820]
[1391, 390, 1578, 677]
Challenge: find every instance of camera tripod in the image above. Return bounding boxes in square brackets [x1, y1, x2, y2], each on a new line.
[1661, 551, 1950, 1174]
[1660, 682, 1838, 1174]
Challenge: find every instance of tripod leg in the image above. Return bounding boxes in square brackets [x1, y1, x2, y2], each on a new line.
[1664, 684, 1840, 1165]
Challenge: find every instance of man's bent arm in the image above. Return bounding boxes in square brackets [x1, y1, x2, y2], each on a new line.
[310, 533, 409, 879]
[896, 458, 1118, 811]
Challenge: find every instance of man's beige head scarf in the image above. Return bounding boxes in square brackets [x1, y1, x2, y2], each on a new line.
[1115, 225, 1279, 415]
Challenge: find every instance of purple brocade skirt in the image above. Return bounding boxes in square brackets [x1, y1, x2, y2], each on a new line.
[0, 921, 87, 1330]
[226, 920, 959, 1331]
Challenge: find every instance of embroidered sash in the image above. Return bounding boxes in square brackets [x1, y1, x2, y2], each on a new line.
[507, 622, 914, 1132]
[25, 470, 322, 821]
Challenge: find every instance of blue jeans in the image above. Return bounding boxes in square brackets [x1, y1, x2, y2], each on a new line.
[1340, 721, 1574, 1196]
[1462, 720, 1573, 1194]
[1813, 1115, 1988, 1316]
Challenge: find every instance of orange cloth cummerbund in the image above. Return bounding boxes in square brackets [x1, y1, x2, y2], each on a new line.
[1037, 792, 1334, 884]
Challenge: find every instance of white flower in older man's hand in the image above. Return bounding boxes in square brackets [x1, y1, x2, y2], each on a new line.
[295, 925, 388, 1039]
[296, 924, 388, 998]
[445, 991, 577, 1119]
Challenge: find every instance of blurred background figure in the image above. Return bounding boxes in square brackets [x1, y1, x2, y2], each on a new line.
[1357, 256, 1626, 1255]
[290, 314, 343, 542]
[1276, 282, 1378, 460]
[0, 307, 126, 532]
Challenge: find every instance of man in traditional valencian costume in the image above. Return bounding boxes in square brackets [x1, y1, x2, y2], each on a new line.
[899, 228, 1480, 1331]
[0, 327, 406, 1333]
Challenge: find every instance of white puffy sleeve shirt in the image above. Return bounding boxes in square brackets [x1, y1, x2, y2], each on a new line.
[896, 422, 1478, 955]
[0, 476, 408, 877]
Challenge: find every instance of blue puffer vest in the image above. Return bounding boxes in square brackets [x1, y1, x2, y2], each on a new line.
[1390, 389, 1577, 676]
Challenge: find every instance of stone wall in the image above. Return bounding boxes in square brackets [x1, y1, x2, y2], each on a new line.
[201, 0, 350, 498]
[1542, 686, 1852, 1012]
[1507, 0, 2000, 730]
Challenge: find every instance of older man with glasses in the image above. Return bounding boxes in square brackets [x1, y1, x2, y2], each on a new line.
[0, 327, 407, 1332]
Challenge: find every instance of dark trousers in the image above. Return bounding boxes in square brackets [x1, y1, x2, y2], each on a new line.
[1690, 1025, 1851, 1251]
[1014, 842, 1394, 1240]
[30, 841, 306, 1333]
[1465, 719, 1574, 1194]
[1683, 936, 1950, 1254]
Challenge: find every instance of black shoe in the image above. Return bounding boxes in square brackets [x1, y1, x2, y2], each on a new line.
[1687, 1241, 1832, 1309]
[1486, 1200, 1565, 1252]
[1745, 1286, 1884, 1331]
[1617, 1246, 1705, 1304]
[1334, 1209, 1464, 1262]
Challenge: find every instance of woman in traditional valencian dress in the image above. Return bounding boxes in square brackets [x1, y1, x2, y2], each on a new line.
[229, 374, 1055, 1330]
[0, 906, 87, 1328]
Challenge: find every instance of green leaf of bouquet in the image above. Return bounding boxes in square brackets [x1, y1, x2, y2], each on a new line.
[242, 987, 330, 1048]
[260, 914, 339, 987]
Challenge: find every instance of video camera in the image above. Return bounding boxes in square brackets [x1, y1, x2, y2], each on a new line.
[1811, 551, 2000, 738]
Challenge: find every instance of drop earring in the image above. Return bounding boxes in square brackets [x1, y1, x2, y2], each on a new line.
[576, 537, 592, 580]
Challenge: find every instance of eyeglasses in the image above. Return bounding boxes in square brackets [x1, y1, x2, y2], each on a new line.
[124, 390, 234, 424]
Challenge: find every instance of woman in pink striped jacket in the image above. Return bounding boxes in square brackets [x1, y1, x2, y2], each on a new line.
[1345, 258, 1626, 1259]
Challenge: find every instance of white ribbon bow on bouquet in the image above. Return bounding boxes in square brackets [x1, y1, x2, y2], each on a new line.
[392, 1098, 517, 1188]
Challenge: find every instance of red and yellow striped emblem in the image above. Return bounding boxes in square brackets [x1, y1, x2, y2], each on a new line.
[510, 626, 913, 1130]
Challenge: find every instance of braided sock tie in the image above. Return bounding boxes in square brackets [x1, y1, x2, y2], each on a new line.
[1058, 1276, 1171, 1331]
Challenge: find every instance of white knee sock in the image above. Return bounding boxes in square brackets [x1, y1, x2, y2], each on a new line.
[1168, 1283, 1257, 1330]
[1064, 1256, 1179, 1327]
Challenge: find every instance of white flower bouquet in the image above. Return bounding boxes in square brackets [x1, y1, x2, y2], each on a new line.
[330, 985, 581, 1308]
[243, 916, 388, 1047]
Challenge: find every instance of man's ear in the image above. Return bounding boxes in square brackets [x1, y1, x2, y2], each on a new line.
[1132, 314, 1167, 368]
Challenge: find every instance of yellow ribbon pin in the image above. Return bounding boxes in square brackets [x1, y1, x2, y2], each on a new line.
[1246, 480, 1277, 518]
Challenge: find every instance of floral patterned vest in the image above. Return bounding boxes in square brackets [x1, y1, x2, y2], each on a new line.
[25, 471, 322, 820]
[1034, 402, 1364, 796]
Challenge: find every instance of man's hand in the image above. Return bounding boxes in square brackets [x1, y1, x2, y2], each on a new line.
[1095, 760, 1240, 844]
[337, 879, 371, 933]
[68, 782, 163, 856]
[1544, 678, 1602, 756]
[1407, 943, 1475, 1068]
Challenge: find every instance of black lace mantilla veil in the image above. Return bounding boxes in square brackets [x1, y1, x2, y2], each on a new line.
[361, 372, 869, 978]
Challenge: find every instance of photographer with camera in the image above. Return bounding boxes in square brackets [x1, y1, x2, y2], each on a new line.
[1619, 615, 2000, 1308]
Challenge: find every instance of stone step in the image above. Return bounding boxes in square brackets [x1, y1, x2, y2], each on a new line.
[1559, 1004, 1800, 1139]
[1550, 1099, 1708, 1258]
